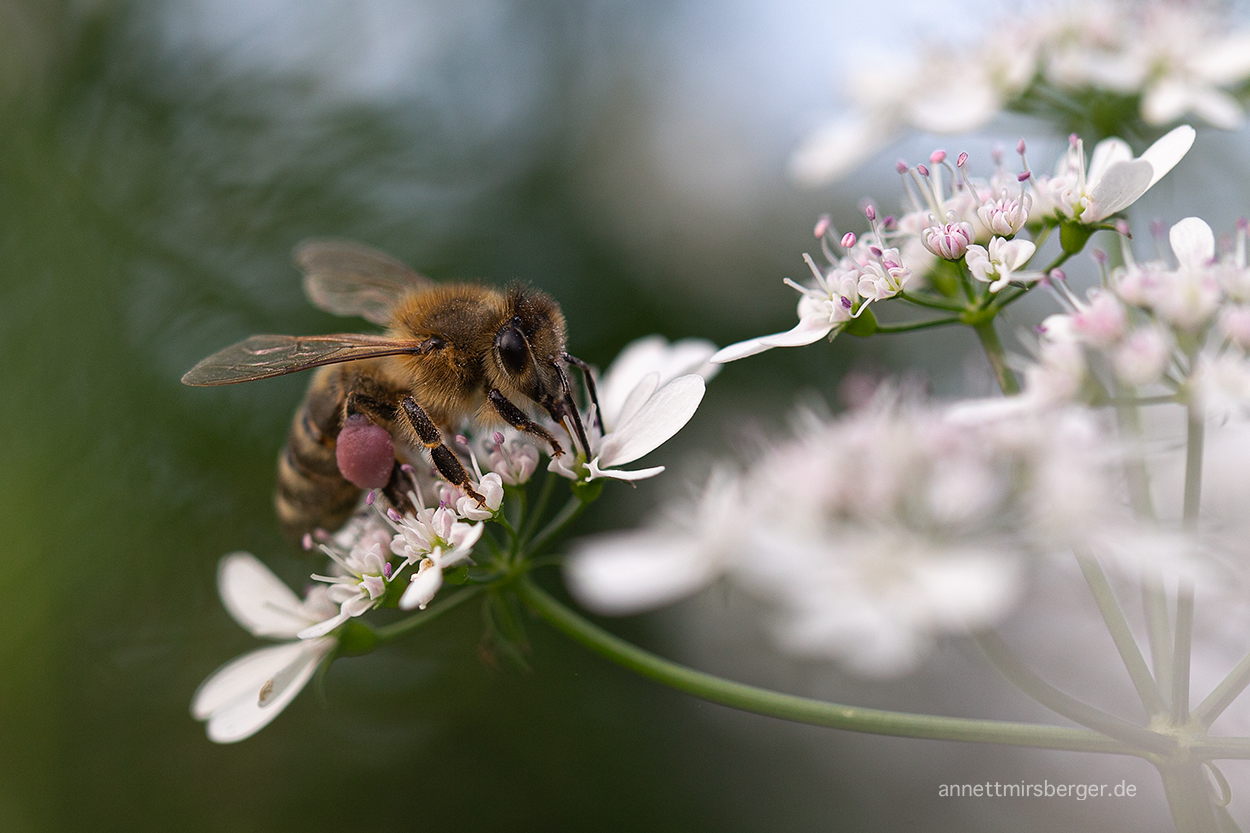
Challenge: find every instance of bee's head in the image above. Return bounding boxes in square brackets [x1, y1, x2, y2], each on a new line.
[489, 286, 590, 453]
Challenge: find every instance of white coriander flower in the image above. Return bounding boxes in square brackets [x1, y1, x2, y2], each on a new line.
[1034, 125, 1194, 224]
[299, 514, 400, 639]
[565, 394, 1117, 677]
[549, 336, 714, 483]
[1193, 353, 1250, 422]
[191, 553, 339, 743]
[1113, 325, 1174, 387]
[381, 490, 486, 611]
[565, 468, 745, 615]
[965, 236, 1038, 293]
[713, 233, 910, 363]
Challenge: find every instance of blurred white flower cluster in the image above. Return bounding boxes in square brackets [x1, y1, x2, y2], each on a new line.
[792, 0, 1250, 184]
[567, 392, 1120, 676]
[192, 335, 714, 742]
[717, 127, 1192, 364]
[1025, 216, 1250, 414]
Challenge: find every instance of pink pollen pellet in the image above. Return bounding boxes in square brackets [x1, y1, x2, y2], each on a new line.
[814, 214, 832, 238]
[1068, 134, 1079, 147]
[841, 232, 857, 248]
[896, 159, 908, 174]
[1050, 268, 1067, 282]
[869, 245, 883, 257]
[1017, 139, 1027, 154]
[916, 164, 930, 177]
[493, 431, 505, 445]
[366, 491, 376, 505]
[930, 150, 946, 164]
[864, 205, 877, 220]
[1017, 171, 1031, 182]
[956, 152, 968, 167]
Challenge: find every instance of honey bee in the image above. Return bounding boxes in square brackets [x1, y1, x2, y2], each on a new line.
[182, 239, 598, 540]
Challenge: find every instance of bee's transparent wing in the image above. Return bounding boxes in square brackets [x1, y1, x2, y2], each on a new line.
[181, 333, 419, 386]
[294, 239, 432, 326]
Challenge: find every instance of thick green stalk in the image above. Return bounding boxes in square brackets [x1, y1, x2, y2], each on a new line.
[515, 578, 1135, 755]
[971, 320, 1021, 395]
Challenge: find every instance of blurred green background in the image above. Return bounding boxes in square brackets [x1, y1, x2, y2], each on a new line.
[0, 1, 1192, 830]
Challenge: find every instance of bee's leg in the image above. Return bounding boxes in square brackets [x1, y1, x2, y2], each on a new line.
[487, 389, 565, 457]
[562, 353, 603, 434]
[399, 396, 486, 504]
[381, 460, 417, 516]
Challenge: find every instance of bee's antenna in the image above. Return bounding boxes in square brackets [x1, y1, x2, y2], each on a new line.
[553, 360, 593, 457]
[562, 353, 603, 434]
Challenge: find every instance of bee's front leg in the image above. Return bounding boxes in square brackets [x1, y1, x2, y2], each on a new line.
[487, 389, 565, 457]
[399, 396, 486, 504]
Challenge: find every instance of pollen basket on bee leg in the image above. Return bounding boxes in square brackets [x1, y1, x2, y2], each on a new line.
[336, 414, 396, 490]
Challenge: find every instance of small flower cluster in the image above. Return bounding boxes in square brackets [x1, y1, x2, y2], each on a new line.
[1023, 216, 1250, 418]
[792, 0, 1250, 184]
[716, 129, 1192, 364]
[566, 392, 1118, 676]
[192, 335, 715, 742]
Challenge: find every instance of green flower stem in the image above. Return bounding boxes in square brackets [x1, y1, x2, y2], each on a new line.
[520, 468, 558, 546]
[899, 291, 964, 312]
[1193, 650, 1250, 728]
[1043, 249, 1074, 274]
[524, 495, 590, 558]
[971, 320, 1021, 395]
[873, 316, 962, 334]
[1075, 551, 1167, 718]
[1173, 403, 1205, 723]
[515, 577, 1136, 755]
[1173, 583, 1196, 724]
[1113, 392, 1174, 692]
[974, 631, 1172, 754]
[373, 585, 485, 640]
[1184, 403, 1206, 528]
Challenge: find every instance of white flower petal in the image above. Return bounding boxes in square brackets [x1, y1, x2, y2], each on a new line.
[296, 608, 352, 640]
[1086, 137, 1133, 185]
[597, 375, 705, 467]
[586, 461, 666, 482]
[217, 552, 309, 639]
[1139, 124, 1196, 189]
[400, 565, 443, 610]
[1170, 217, 1215, 272]
[614, 372, 660, 430]
[1086, 159, 1153, 221]
[566, 534, 717, 615]
[205, 643, 331, 743]
[596, 336, 720, 425]
[759, 317, 838, 348]
[710, 334, 781, 363]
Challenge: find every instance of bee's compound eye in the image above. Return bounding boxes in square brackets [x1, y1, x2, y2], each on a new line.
[496, 326, 529, 375]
